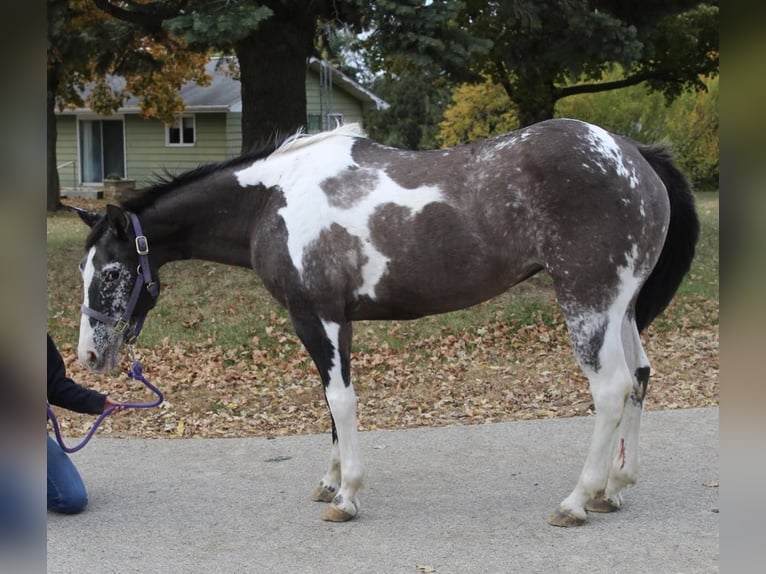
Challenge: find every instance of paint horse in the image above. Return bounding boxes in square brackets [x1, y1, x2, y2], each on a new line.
[74, 119, 698, 526]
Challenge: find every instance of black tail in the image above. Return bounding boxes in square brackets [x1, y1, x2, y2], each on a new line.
[635, 145, 700, 333]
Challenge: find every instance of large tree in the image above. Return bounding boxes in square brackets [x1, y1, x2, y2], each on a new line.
[362, 0, 718, 128]
[91, 1, 369, 152]
[47, 0, 208, 211]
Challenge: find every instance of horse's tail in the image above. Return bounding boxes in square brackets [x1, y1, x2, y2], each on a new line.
[634, 145, 700, 333]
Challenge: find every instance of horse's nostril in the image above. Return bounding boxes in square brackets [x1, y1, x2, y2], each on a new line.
[85, 350, 98, 367]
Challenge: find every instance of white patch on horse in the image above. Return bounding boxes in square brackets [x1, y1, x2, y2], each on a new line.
[78, 247, 97, 361]
[494, 130, 532, 152]
[236, 131, 444, 298]
[78, 245, 135, 370]
[566, 243, 643, 376]
[581, 123, 640, 189]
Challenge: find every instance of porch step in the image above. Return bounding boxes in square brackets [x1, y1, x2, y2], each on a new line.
[60, 188, 103, 200]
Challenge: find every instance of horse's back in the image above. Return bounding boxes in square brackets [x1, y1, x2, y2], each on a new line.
[251, 119, 671, 321]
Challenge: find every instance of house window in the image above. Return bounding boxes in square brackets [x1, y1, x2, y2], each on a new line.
[306, 113, 345, 133]
[167, 115, 195, 146]
[327, 113, 344, 129]
[307, 114, 323, 133]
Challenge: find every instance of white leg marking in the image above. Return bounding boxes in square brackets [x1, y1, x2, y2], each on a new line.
[555, 263, 643, 523]
[320, 320, 363, 520]
[311, 442, 341, 503]
[601, 316, 650, 503]
[559, 325, 632, 520]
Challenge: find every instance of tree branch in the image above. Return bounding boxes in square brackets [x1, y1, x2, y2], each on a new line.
[491, 59, 514, 101]
[91, 0, 184, 31]
[554, 70, 682, 99]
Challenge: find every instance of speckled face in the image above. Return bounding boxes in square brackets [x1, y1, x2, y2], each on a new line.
[78, 241, 137, 372]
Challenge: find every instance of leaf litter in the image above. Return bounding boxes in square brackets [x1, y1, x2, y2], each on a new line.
[50, 300, 718, 441]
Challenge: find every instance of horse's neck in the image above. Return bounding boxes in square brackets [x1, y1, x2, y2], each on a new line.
[145, 184, 259, 270]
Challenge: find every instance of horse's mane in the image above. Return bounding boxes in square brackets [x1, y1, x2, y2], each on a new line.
[118, 123, 368, 217]
[85, 139, 281, 248]
[84, 124, 369, 249]
[120, 145, 276, 215]
[271, 122, 367, 157]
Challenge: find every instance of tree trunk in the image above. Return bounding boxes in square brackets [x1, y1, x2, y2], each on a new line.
[235, 12, 316, 153]
[47, 67, 61, 212]
[501, 69, 558, 128]
[515, 97, 557, 128]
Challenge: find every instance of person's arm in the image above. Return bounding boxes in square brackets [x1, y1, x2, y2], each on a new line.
[47, 334, 109, 415]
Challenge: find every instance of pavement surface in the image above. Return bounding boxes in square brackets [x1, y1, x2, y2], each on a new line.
[47, 407, 719, 574]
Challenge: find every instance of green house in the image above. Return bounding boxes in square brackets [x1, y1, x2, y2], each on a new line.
[56, 57, 388, 193]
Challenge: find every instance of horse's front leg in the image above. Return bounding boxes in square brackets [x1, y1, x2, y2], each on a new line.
[310, 432, 341, 503]
[291, 313, 363, 522]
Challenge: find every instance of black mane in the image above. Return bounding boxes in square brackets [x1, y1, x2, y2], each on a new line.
[84, 137, 288, 249]
[118, 135, 290, 215]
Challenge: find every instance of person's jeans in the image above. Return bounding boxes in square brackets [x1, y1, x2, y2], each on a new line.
[47, 434, 88, 514]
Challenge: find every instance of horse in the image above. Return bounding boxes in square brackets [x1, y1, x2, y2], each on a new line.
[72, 118, 698, 527]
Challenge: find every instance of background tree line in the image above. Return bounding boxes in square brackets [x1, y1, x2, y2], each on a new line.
[48, 0, 718, 210]
[428, 71, 718, 189]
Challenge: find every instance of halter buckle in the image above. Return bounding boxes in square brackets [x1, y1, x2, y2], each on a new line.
[113, 317, 130, 334]
[135, 235, 149, 255]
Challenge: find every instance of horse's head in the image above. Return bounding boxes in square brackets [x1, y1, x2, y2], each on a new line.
[72, 204, 160, 372]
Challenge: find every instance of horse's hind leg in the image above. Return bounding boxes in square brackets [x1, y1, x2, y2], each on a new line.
[547, 274, 642, 526]
[586, 315, 650, 513]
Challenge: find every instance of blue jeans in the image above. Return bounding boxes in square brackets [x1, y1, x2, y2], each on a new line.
[47, 435, 88, 514]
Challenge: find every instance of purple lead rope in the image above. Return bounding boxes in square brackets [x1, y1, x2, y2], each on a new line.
[47, 361, 164, 453]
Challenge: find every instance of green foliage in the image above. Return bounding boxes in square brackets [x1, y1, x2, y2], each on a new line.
[162, 2, 274, 47]
[360, 1, 718, 131]
[437, 80, 518, 147]
[556, 73, 719, 188]
[662, 77, 719, 188]
[359, 0, 491, 81]
[555, 71, 666, 142]
[638, 3, 720, 100]
[438, 69, 718, 188]
[364, 70, 452, 150]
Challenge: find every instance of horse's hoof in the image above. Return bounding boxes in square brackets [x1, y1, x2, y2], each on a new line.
[547, 506, 586, 527]
[586, 497, 621, 513]
[322, 504, 357, 522]
[310, 482, 336, 503]
[321, 495, 359, 522]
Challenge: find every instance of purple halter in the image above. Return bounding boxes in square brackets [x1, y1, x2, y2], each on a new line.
[81, 212, 159, 344]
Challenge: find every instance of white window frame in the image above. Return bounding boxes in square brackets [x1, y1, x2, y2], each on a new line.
[327, 112, 345, 129]
[166, 114, 196, 146]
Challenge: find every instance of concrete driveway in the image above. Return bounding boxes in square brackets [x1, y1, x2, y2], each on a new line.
[47, 407, 718, 574]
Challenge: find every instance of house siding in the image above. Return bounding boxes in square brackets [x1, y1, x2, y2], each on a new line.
[55, 116, 78, 188]
[125, 112, 229, 187]
[55, 61, 383, 190]
[225, 113, 242, 158]
[306, 75, 366, 131]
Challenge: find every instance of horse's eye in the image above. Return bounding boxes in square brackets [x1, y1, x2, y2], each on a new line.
[104, 269, 120, 282]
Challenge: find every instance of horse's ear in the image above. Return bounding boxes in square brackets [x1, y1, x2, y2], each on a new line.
[65, 204, 101, 228]
[105, 204, 131, 240]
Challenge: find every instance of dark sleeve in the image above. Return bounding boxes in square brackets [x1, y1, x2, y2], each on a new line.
[47, 334, 106, 415]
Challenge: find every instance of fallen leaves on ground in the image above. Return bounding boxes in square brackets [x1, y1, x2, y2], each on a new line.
[49, 306, 718, 441]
